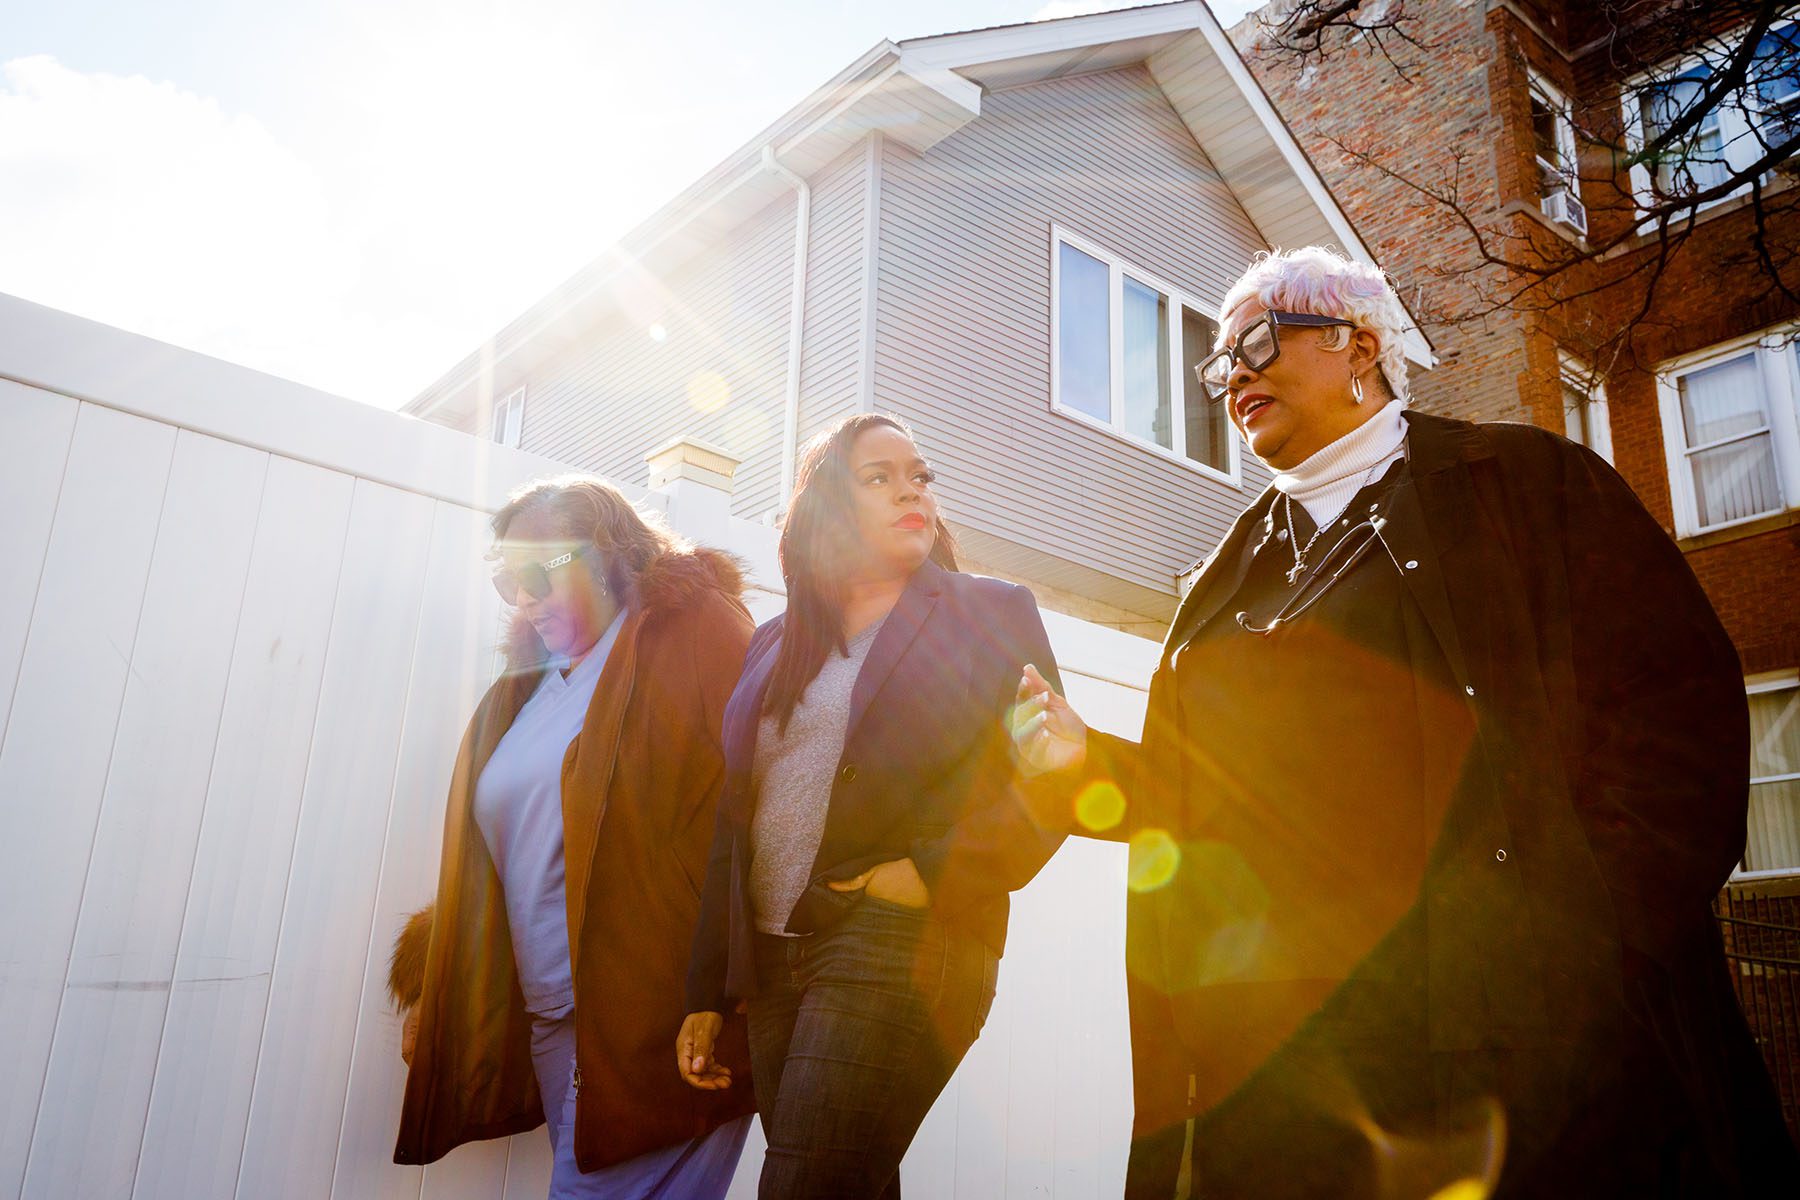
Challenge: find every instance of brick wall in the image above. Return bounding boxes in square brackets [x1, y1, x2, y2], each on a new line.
[1233, 0, 1800, 680]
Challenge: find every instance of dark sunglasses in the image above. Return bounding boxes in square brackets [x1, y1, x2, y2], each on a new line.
[491, 543, 590, 603]
[1196, 310, 1356, 404]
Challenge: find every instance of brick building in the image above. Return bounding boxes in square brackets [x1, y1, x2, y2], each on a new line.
[1231, 0, 1800, 1129]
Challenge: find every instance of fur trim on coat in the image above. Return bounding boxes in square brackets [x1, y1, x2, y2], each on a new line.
[389, 905, 433, 1011]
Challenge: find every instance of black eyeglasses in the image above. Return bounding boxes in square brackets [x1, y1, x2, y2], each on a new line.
[1196, 310, 1356, 405]
[491, 543, 590, 603]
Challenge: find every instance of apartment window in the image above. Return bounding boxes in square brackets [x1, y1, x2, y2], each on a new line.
[1656, 332, 1800, 536]
[1740, 675, 1800, 877]
[1529, 74, 1579, 197]
[1052, 228, 1236, 481]
[491, 386, 524, 448]
[1559, 353, 1613, 463]
[1754, 22, 1800, 146]
[1628, 18, 1800, 209]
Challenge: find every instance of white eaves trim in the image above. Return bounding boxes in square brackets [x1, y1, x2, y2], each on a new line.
[1178, 4, 1435, 371]
[899, 1, 1211, 68]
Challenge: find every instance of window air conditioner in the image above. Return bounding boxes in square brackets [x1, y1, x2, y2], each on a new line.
[1541, 187, 1588, 236]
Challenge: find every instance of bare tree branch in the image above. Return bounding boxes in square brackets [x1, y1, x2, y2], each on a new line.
[1249, 0, 1800, 371]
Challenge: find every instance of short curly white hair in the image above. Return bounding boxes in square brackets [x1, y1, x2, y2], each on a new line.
[1219, 246, 1411, 401]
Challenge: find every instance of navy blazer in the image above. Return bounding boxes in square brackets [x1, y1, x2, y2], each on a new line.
[686, 559, 1065, 1011]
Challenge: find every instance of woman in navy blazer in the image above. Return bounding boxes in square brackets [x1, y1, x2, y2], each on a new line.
[677, 413, 1065, 1198]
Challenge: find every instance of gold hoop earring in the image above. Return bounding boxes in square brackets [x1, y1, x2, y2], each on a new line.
[1350, 374, 1365, 406]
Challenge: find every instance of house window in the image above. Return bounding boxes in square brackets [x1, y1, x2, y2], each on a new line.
[1656, 330, 1800, 537]
[1740, 674, 1800, 877]
[1051, 228, 1236, 482]
[491, 386, 525, 448]
[1627, 18, 1800, 210]
[1559, 353, 1613, 463]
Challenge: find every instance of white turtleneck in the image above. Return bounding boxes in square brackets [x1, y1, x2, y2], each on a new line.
[1271, 401, 1409, 526]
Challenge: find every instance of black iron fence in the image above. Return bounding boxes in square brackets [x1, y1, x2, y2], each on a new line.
[1716, 881, 1800, 1144]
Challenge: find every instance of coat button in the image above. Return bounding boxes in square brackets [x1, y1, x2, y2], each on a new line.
[839, 764, 857, 783]
[1495, 848, 1508, 863]
[1464, 685, 1476, 697]
[1405, 559, 1419, 570]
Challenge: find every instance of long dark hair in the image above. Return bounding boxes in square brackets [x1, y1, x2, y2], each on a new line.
[764, 413, 958, 731]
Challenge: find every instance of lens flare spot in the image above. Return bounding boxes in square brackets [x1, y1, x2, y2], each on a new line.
[1076, 780, 1126, 831]
[1127, 828, 1181, 893]
[687, 371, 730, 414]
[1427, 1182, 1490, 1200]
[648, 323, 667, 342]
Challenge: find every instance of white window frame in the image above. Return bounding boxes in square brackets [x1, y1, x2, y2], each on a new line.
[1558, 351, 1613, 463]
[1049, 225, 1241, 487]
[1622, 14, 1800, 218]
[491, 385, 525, 448]
[1735, 669, 1800, 881]
[1655, 325, 1800, 537]
[1528, 72, 1580, 199]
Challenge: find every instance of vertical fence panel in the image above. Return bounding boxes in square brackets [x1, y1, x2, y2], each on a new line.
[234, 480, 436, 1198]
[0, 381, 78, 742]
[419, 1141, 515, 1200]
[23, 433, 269, 1200]
[331, 500, 508, 1200]
[133, 457, 355, 1200]
[0, 403, 176, 1198]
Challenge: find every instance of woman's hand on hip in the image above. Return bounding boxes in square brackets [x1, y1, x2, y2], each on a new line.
[1013, 663, 1088, 774]
[677, 1011, 733, 1090]
[828, 857, 931, 908]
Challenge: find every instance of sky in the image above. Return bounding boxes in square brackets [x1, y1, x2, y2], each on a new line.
[0, 0, 1261, 409]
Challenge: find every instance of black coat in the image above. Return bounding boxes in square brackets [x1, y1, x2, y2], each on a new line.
[1091, 411, 1794, 1188]
[687, 559, 1065, 1012]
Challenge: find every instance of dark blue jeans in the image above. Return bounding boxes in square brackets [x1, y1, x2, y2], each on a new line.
[747, 896, 999, 1199]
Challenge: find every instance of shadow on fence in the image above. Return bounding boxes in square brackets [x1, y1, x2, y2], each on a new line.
[1716, 880, 1800, 1145]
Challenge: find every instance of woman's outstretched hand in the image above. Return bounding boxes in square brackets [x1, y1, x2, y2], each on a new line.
[1012, 663, 1088, 774]
[677, 1011, 733, 1090]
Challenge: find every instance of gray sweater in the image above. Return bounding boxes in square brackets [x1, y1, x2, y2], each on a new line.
[749, 618, 885, 935]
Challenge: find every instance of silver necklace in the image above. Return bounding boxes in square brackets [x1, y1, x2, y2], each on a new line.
[1281, 461, 1384, 585]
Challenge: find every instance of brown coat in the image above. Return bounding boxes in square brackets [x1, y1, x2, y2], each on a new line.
[393, 546, 756, 1171]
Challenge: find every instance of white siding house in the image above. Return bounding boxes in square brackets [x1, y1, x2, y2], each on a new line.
[405, 1, 1434, 632]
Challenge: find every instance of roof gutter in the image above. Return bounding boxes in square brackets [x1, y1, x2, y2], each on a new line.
[762, 143, 810, 509]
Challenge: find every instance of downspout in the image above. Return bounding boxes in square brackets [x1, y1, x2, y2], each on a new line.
[762, 143, 810, 507]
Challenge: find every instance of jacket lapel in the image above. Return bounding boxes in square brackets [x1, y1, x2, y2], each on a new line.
[1377, 410, 1495, 695]
[845, 559, 944, 743]
[723, 629, 781, 786]
[1162, 491, 1278, 665]
[560, 607, 644, 963]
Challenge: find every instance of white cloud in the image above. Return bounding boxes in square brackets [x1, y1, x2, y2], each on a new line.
[0, 14, 770, 409]
[0, 56, 371, 392]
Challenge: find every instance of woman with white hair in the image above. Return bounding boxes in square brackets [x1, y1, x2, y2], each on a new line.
[1013, 247, 1794, 1196]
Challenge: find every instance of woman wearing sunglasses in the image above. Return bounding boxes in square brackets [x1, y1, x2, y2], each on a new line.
[1014, 246, 1792, 1196]
[391, 477, 754, 1198]
[678, 414, 1065, 1198]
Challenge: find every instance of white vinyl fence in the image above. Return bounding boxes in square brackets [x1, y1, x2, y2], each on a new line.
[0, 293, 1156, 1199]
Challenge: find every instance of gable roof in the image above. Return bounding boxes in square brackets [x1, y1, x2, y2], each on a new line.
[407, 0, 1433, 422]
